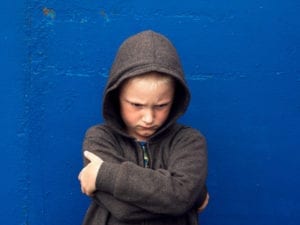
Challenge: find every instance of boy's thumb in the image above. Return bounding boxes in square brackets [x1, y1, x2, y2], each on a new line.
[84, 151, 98, 162]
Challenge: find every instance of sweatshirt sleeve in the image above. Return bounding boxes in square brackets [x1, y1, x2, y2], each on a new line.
[93, 192, 167, 222]
[82, 125, 164, 221]
[95, 127, 208, 215]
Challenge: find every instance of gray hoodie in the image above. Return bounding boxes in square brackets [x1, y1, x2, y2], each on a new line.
[82, 30, 208, 225]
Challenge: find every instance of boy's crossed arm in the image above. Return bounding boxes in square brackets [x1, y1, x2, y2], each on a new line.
[78, 151, 209, 212]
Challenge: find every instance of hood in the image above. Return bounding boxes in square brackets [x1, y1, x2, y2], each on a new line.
[102, 30, 191, 138]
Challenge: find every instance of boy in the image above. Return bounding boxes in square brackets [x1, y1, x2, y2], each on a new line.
[78, 30, 209, 225]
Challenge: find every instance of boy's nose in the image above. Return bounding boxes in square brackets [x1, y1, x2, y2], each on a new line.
[142, 109, 154, 124]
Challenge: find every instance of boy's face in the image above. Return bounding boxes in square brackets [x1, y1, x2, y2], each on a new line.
[119, 73, 174, 141]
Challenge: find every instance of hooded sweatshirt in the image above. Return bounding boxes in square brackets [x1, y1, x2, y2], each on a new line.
[82, 30, 208, 225]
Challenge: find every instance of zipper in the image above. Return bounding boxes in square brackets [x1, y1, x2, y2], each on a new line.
[138, 141, 150, 168]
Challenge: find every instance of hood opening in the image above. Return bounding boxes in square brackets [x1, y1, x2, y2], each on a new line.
[101, 30, 191, 138]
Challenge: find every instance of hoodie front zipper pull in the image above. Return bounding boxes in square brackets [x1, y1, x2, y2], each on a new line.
[139, 142, 150, 168]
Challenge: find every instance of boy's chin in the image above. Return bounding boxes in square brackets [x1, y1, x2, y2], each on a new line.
[136, 132, 154, 141]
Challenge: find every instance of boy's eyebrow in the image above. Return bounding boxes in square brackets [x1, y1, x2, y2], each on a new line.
[121, 98, 140, 103]
[121, 98, 143, 105]
[122, 98, 172, 105]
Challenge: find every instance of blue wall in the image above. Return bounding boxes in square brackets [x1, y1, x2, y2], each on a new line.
[1, 0, 299, 224]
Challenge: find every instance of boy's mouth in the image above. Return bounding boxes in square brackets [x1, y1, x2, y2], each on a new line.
[139, 126, 157, 131]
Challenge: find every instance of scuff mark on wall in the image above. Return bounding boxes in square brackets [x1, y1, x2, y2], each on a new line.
[80, 17, 88, 24]
[43, 7, 56, 19]
[100, 9, 110, 22]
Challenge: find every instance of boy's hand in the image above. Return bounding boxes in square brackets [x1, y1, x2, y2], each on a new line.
[198, 193, 209, 213]
[78, 151, 103, 196]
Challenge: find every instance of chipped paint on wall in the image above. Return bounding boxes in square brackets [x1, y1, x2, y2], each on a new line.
[100, 9, 110, 22]
[43, 7, 56, 19]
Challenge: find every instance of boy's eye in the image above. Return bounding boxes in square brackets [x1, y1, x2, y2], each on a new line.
[154, 103, 169, 109]
[131, 103, 143, 108]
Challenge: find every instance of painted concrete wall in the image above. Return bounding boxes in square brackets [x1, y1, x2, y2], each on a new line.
[1, 0, 299, 224]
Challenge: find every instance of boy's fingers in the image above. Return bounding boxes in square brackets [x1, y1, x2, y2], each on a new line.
[84, 151, 101, 162]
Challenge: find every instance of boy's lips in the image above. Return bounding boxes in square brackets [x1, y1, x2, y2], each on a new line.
[139, 126, 157, 130]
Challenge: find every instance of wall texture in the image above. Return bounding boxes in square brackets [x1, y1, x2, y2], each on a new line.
[1, 0, 299, 224]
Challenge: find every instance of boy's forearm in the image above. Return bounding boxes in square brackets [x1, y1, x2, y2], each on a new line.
[93, 191, 166, 222]
[96, 160, 206, 215]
